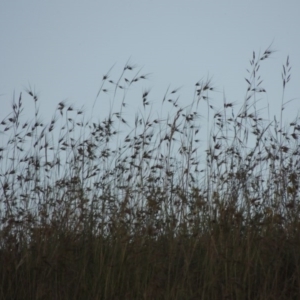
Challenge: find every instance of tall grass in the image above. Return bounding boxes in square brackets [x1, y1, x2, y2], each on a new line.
[1, 46, 300, 299]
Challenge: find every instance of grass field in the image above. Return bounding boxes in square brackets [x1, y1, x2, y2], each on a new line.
[1, 46, 300, 299]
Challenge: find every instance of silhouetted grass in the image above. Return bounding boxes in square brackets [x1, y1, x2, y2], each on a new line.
[1, 45, 300, 299]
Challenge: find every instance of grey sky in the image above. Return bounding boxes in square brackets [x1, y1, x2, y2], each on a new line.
[1, 0, 300, 148]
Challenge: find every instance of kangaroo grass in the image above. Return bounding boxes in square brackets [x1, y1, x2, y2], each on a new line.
[1, 46, 300, 299]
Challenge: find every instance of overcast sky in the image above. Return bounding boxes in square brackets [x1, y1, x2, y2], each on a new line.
[1, 0, 300, 152]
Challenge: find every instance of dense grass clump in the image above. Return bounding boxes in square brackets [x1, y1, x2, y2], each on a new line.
[1, 46, 300, 299]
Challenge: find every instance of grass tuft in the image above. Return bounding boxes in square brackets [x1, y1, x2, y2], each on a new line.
[1, 46, 300, 299]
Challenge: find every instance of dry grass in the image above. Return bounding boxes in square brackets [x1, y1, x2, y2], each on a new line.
[1, 46, 300, 299]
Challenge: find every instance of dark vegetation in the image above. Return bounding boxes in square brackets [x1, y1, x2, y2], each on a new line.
[1, 46, 300, 299]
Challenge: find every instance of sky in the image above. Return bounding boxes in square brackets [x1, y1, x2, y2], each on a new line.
[1, 0, 300, 158]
